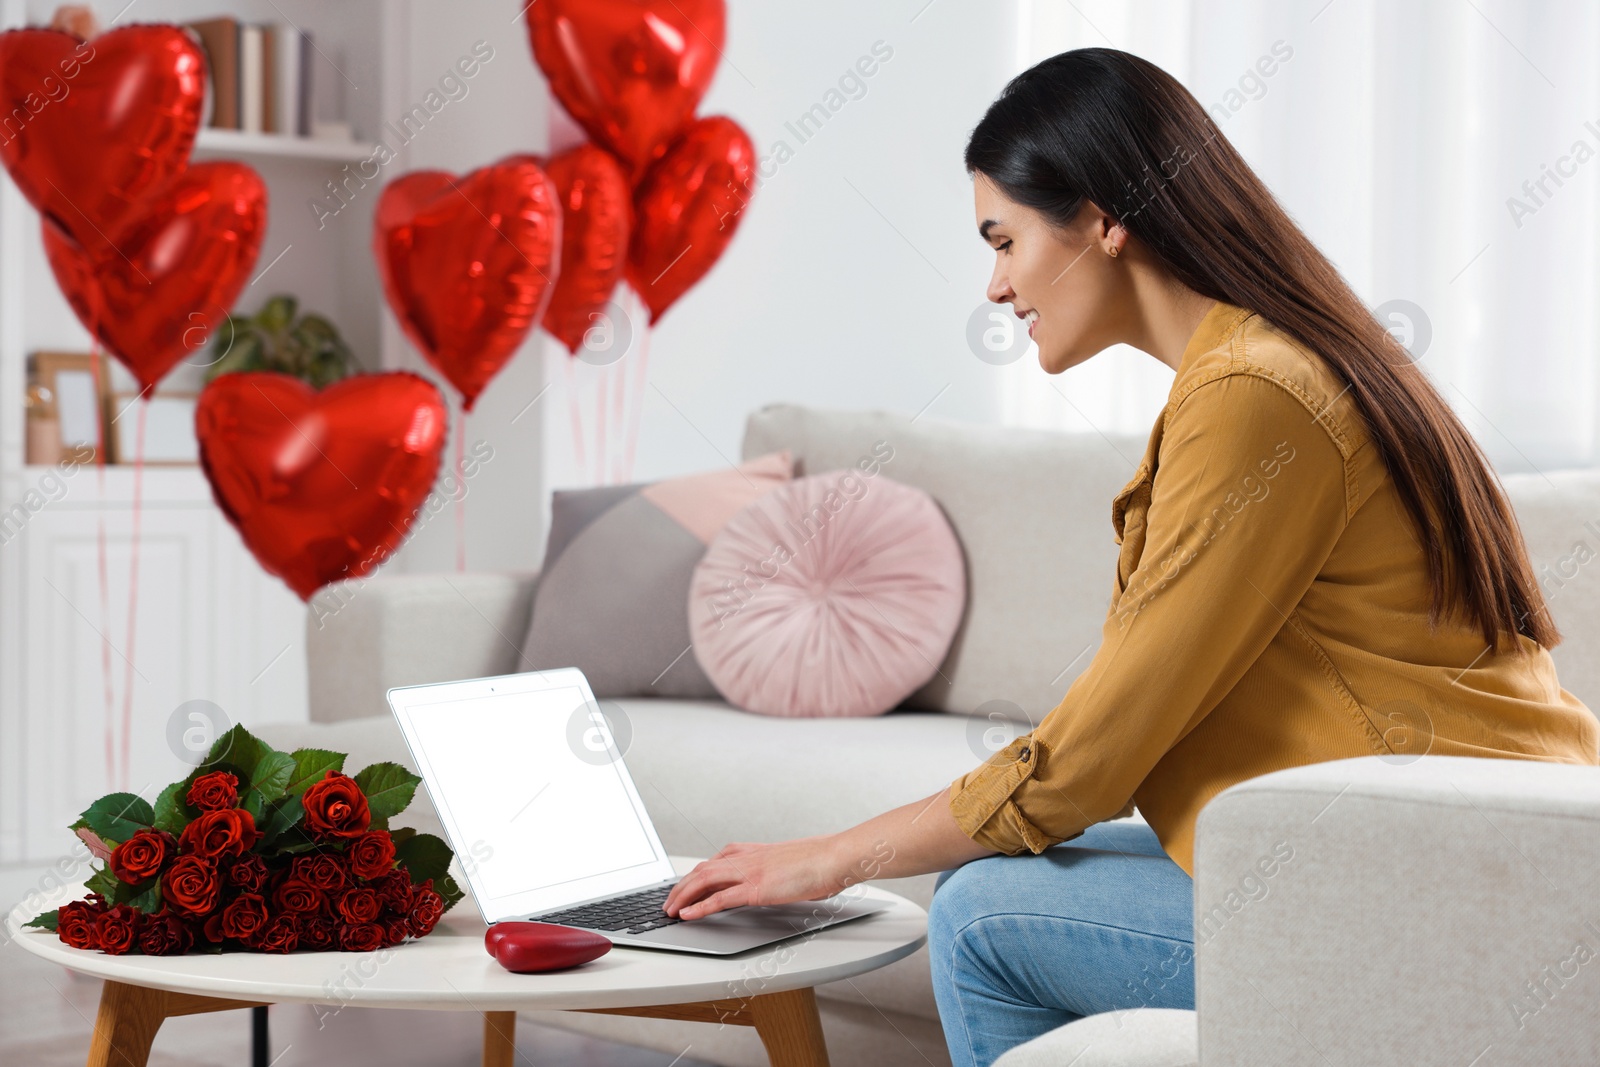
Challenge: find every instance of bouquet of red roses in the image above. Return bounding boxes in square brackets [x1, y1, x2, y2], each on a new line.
[24, 725, 463, 955]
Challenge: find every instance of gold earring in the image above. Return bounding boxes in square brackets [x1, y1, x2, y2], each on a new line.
[1109, 244, 1119, 257]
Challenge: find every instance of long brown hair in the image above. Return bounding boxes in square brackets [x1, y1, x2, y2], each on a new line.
[966, 47, 1555, 651]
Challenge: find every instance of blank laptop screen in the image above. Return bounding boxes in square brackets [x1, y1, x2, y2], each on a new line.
[393, 676, 671, 921]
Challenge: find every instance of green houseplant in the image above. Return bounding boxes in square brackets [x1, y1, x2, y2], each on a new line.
[204, 295, 359, 388]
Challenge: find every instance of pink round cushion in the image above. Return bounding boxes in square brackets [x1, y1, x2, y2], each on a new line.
[687, 469, 967, 717]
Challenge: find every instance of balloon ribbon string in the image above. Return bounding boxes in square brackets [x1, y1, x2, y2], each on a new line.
[594, 350, 607, 486]
[454, 408, 466, 572]
[89, 345, 115, 788]
[562, 351, 587, 481]
[120, 398, 148, 791]
[611, 327, 626, 484]
[622, 300, 653, 484]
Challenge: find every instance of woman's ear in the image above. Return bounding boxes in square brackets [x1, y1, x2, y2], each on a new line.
[1081, 201, 1127, 257]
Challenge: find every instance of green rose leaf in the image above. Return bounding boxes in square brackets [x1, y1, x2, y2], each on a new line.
[201, 724, 252, 771]
[286, 749, 345, 796]
[353, 762, 420, 822]
[437, 873, 466, 913]
[23, 910, 59, 931]
[201, 725, 293, 800]
[274, 834, 322, 855]
[239, 788, 265, 824]
[259, 794, 304, 843]
[388, 826, 417, 847]
[80, 793, 155, 845]
[84, 866, 122, 900]
[122, 876, 161, 908]
[152, 781, 192, 836]
[251, 750, 296, 802]
[394, 832, 453, 886]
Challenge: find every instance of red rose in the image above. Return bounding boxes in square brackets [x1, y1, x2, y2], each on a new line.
[336, 887, 381, 924]
[56, 899, 103, 951]
[186, 771, 239, 812]
[179, 808, 260, 860]
[109, 828, 174, 885]
[407, 884, 445, 939]
[256, 914, 299, 954]
[347, 831, 397, 880]
[138, 910, 194, 956]
[221, 893, 269, 942]
[373, 868, 415, 913]
[161, 855, 221, 917]
[202, 912, 226, 944]
[224, 854, 269, 893]
[337, 922, 385, 952]
[274, 879, 325, 915]
[291, 853, 349, 893]
[301, 772, 371, 839]
[95, 904, 141, 955]
[297, 914, 335, 950]
[382, 917, 410, 947]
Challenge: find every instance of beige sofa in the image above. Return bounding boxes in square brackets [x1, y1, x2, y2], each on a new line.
[258, 402, 1600, 1066]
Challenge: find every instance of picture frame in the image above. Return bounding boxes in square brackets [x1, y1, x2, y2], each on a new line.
[28, 351, 112, 463]
[109, 392, 201, 466]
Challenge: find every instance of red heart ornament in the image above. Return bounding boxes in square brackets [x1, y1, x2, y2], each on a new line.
[374, 156, 561, 411]
[42, 162, 267, 394]
[195, 372, 448, 601]
[535, 144, 632, 355]
[525, 0, 724, 179]
[485, 922, 612, 973]
[626, 116, 756, 327]
[0, 26, 204, 255]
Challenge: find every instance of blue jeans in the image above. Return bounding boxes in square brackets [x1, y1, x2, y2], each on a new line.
[928, 820, 1195, 1067]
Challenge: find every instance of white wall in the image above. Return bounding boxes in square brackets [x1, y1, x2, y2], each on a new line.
[518, 0, 1027, 572]
[7, 0, 1029, 579]
[376, 1, 555, 576]
[380, 1, 1027, 575]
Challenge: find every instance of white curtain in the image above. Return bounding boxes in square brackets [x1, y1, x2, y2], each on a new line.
[1003, 0, 1600, 473]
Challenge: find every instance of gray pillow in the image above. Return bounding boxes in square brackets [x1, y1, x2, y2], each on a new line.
[520, 451, 793, 698]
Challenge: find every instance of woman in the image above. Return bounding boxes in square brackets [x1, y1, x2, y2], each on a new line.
[663, 47, 1600, 1066]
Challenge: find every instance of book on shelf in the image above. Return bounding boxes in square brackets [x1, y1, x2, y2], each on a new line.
[183, 17, 317, 139]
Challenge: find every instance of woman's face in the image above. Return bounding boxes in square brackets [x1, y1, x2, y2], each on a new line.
[974, 172, 1131, 374]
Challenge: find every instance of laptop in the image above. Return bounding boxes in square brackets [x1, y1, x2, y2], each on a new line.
[387, 667, 889, 955]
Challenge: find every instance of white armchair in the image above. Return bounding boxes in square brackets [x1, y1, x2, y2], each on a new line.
[995, 753, 1600, 1066]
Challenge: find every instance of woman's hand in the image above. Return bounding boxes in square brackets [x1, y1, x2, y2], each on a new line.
[662, 787, 995, 921]
[663, 835, 849, 920]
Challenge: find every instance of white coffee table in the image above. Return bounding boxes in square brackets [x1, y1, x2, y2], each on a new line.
[7, 856, 927, 1067]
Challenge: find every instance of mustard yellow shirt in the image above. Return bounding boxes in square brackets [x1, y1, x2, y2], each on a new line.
[948, 299, 1600, 877]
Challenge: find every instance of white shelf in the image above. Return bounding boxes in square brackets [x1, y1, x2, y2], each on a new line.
[20, 463, 214, 507]
[193, 128, 373, 164]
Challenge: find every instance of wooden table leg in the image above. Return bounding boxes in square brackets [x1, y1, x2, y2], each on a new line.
[86, 981, 166, 1067]
[84, 981, 269, 1067]
[578, 988, 831, 1066]
[749, 988, 830, 1067]
[483, 1010, 517, 1067]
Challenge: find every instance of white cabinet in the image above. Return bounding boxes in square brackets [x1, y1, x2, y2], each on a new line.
[0, 0, 553, 864]
[0, 0, 396, 865]
[0, 468, 306, 862]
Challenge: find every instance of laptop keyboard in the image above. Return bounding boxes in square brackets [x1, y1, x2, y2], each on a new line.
[533, 882, 688, 935]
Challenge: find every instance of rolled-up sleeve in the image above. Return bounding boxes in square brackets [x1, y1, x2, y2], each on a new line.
[949, 372, 1356, 854]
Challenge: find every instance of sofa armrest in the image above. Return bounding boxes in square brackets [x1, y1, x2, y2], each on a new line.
[1193, 754, 1600, 1065]
[306, 572, 539, 724]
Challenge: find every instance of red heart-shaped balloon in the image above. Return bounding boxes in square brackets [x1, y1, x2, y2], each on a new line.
[535, 144, 632, 355]
[0, 26, 204, 255]
[374, 156, 561, 411]
[195, 372, 448, 601]
[627, 116, 756, 327]
[42, 162, 267, 394]
[525, 0, 724, 179]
